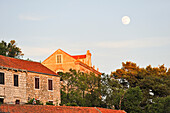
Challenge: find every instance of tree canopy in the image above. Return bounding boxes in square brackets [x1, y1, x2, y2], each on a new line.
[111, 61, 170, 112]
[60, 69, 102, 107]
[60, 62, 170, 113]
[0, 40, 24, 58]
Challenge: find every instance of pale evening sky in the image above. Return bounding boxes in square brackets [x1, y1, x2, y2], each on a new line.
[0, 0, 170, 74]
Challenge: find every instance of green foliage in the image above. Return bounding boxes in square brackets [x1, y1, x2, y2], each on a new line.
[46, 102, 54, 105]
[0, 40, 24, 58]
[65, 103, 78, 106]
[0, 102, 2, 106]
[112, 61, 170, 111]
[121, 87, 143, 113]
[145, 96, 170, 113]
[27, 98, 43, 105]
[0, 40, 7, 56]
[101, 73, 124, 109]
[60, 63, 170, 113]
[60, 69, 102, 107]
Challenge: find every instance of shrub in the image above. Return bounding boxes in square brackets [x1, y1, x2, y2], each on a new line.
[26, 98, 43, 105]
[65, 103, 78, 106]
[46, 102, 54, 105]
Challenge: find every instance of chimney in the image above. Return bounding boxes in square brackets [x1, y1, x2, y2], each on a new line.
[93, 65, 95, 69]
[86, 50, 92, 67]
[97, 68, 99, 71]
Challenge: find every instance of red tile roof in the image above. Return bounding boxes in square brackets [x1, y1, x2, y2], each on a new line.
[72, 55, 86, 59]
[0, 105, 126, 113]
[57, 49, 86, 60]
[43, 49, 101, 75]
[0, 55, 57, 76]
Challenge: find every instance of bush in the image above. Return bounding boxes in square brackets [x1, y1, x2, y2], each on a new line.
[65, 103, 78, 106]
[26, 98, 43, 105]
[46, 102, 54, 105]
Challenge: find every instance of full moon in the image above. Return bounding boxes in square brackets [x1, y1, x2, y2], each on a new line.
[122, 16, 130, 25]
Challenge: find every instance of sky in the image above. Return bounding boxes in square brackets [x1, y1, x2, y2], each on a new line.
[0, 0, 170, 74]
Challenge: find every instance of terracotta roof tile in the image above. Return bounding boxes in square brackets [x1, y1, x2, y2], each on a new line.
[72, 55, 86, 59]
[0, 55, 57, 76]
[0, 105, 126, 113]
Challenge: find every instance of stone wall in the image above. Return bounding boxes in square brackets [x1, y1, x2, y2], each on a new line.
[0, 68, 27, 104]
[26, 72, 60, 105]
[0, 68, 60, 105]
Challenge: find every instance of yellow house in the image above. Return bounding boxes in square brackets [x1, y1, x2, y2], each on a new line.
[42, 49, 101, 75]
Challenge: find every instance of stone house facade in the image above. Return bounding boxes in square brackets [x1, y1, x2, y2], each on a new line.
[0, 55, 60, 105]
[42, 49, 101, 75]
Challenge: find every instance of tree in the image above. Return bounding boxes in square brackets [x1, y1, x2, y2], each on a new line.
[139, 75, 170, 106]
[101, 73, 124, 109]
[111, 61, 170, 110]
[0, 40, 24, 58]
[121, 86, 143, 113]
[145, 96, 170, 113]
[60, 69, 102, 107]
[0, 40, 8, 56]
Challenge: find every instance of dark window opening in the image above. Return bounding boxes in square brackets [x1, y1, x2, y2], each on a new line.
[35, 77, 39, 89]
[60, 77, 63, 81]
[57, 55, 62, 63]
[0, 72, 4, 84]
[0, 98, 4, 104]
[14, 75, 18, 86]
[15, 100, 20, 104]
[49, 101, 53, 104]
[48, 79, 53, 90]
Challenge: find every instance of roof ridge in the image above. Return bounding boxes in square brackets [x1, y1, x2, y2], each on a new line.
[0, 55, 58, 76]
[94, 107, 102, 113]
[0, 55, 40, 63]
[75, 60, 101, 75]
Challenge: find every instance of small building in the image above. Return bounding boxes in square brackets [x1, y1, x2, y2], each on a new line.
[42, 49, 101, 75]
[0, 55, 60, 105]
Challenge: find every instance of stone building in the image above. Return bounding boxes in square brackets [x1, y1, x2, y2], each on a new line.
[42, 49, 101, 75]
[0, 55, 60, 105]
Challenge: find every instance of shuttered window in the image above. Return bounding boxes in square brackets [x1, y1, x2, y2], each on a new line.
[14, 75, 18, 86]
[0, 72, 4, 84]
[35, 77, 39, 89]
[48, 79, 53, 90]
[56, 55, 62, 63]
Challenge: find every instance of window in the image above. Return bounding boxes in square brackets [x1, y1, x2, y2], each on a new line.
[14, 75, 18, 86]
[15, 100, 20, 104]
[56, 55, 62, 63]
[35, 77, 39, 89]
[49, 101, 53, 104]
[0, 72, 4, 85]
[56, 70, 63, 75]
[0, 98, 4, 104]
[48, 79, 53, 90]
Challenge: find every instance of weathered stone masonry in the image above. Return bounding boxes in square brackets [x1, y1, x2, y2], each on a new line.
[0, 68, 27, 104]
[26, 72, 60, 105]
[0, 55, 61, 105]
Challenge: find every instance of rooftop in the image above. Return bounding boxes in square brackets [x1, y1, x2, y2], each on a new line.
[0, 55, 57, 76]
[0, 105, 126, 113]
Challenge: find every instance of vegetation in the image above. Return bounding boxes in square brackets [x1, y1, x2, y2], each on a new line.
[61, 62, 170, 113]
[46, 102, 54, 105]
[27, 98, 43, 105]
[111, 61, 170, 112]
[0, 40, 24, 58]
[60, 69, 102, 107]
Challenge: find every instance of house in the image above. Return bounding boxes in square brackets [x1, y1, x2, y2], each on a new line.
[42, 49, 101, 75]
[0, 55, 60, 105]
